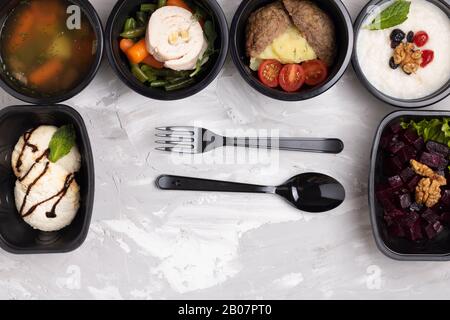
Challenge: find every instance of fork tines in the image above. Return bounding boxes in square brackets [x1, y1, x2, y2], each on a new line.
[155, 127, 197, 153]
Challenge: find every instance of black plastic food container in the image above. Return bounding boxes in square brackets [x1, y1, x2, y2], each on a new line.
[352, 0, 450, 109]
[370, 110, 450, 261]
[230, 0, 353, 101]
[0, 0, 104, 104]
[0, 105, 95, 254]
[105, 0, 229, 100]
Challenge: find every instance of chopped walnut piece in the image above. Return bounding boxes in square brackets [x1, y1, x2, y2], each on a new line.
[416, 178, 442, 208]
[393, 43, 423, 74]
[410, 159, 435, 177]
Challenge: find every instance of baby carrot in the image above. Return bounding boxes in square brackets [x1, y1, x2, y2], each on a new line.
[120, 38, 134, 53]
[126, 39, 149, 64]
[166, 0, 192, 12]
[7, 8, 35, 52]
[28, 58, 64, 87]
[142, 54, 164, 69]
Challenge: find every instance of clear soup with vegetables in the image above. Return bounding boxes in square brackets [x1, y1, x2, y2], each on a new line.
[0, 0, 97, 97]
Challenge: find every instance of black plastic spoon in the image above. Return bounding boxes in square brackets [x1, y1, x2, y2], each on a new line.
[156, 173, 345, 213]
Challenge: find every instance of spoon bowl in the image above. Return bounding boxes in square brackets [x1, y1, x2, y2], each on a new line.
[156, 173, 345, 213]
[276, 173, 346, 212]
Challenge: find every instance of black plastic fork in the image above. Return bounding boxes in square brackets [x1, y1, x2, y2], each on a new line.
[155, 126, 344, 154]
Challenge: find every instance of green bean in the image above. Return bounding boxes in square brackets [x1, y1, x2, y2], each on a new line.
[131, 64, 149, 83]
[157, 0, 167, 8]
[120, 27, 146, 39]
[141, 65, 190, 78]
[123, 17, 136, 32]
[140, 3, 156, 12]
[150, 80, 168, 88]
[140, 65, 158, 82]
[136, 11, 148, 27]
[165, 78, 196, 91]
[168, 76, 188, 84]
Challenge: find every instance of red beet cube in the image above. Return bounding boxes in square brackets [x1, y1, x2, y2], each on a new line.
[425, 221, 444, 239]
[441, 190, 450, 207]
[397, 145, 417, 164]
[388, 141, 406, 154]
[408, 219, 423, 241]
[380, 133, 395, 149]
[398, 193, 412, 208]
[406, 175, 421, 192]
[384, 156, 403, 176]
[388, 175, 403, 188]
[401, 128, 419, 144]
[420, 152, 447, 169]
[441, 212, 450, 224]
[422, 208, 440, 223]
[388, 223, 406, 238]
[426, 141, 450, 157]
[412, 137, 425, 151]
[389, 121, 402, 134]
[400, 167, 415, 183]
[386, 208, 406, 218]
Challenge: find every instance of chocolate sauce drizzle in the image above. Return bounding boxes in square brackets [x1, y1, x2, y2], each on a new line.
[15, 128, 38, 173]
[22, 173, 75, 219]
[15, 128, 76, 220]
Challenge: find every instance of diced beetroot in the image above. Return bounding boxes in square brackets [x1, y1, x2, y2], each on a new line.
[388, 141, 406, 154]
[388, 175, 403, 188]
[422, 208, 440, 223]
[441, 189, 450, 207]
[397, 145, 417, 164]
[380, 133, 394, 149]
[389, 121, 402, 134]
[398, 193, 412, 208]
[420, 152, 447, 169]
[401, 128, 419, 144]
[426, 141, 450, 157]
[412, 137, 425, 151]
[406, 175, 421, 192]
[388, 223, 406, 238]
[425, 221, 444, 239]
[386, 208, 406, 218]
[402, 211, 420, 226]
[408, 219, 423, 241]
[400, 167, 415, 183]
[440, 212, 450, 224]
[384, 156, 403, 176]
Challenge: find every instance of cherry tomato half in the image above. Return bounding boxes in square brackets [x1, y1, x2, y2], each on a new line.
[278, 64, 305, 92]
[421, 50, 434, 68]
[302, 59, 328, 86]
[413, 31, 429, 47]
[258, 60, 282, 88]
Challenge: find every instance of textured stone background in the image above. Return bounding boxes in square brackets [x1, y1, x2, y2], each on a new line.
[0, 0, 449, 299]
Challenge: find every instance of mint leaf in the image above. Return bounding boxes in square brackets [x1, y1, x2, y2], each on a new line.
[366, 0, 411, 30]
[48, 124, 76, 163]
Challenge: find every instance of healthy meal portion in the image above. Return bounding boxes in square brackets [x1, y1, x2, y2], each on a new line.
[0, 0, 97, 97]
[377, 118, 450, 241]
[357, 0, 450, 99]
[11, 125, 81, 232]
[118, 0, 217, 91]
[245, 0, 336, 92]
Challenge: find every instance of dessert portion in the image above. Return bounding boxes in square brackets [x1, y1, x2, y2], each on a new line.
[357, 0, 450, 99]
[11, 125, 81, 232]
[245, 0, 336, 93]
[117, 0, 218, 91]
[376, 118, 450, 241]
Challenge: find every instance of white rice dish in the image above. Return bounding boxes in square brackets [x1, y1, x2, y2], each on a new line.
[356, 0, 450, 99]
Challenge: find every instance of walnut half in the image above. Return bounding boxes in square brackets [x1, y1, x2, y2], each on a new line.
[416, 177, 442, 208]
[411, 159, 447, 208]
